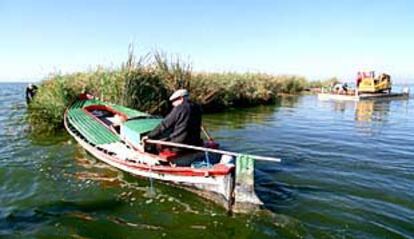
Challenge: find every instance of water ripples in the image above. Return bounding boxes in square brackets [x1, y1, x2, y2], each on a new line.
[204, 93, 414, 237]
[1, 83, 414, 238]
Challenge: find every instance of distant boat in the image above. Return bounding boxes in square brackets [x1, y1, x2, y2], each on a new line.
[64, 94, 274, 211]
[318, 71, 410, 101]
[318, 91, 409, 101]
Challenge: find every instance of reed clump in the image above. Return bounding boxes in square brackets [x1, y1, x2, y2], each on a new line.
[305, 77, 340, 89]
[190, 73, 306, 110]
[28, 49, 308, 133]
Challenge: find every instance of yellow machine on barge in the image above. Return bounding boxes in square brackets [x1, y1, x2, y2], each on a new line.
[318, 71, 409, 101]
[356, 71, 392, 94]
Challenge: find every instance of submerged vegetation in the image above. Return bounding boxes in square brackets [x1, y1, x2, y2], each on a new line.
[28, 47, 310, 132]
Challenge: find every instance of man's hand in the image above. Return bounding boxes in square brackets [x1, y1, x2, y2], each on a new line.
[141, 136, 149, 145]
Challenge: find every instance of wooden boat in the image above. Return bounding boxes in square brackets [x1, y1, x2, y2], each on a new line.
[64, 94, 273, 211]
[318, 91, 409, 101]
[318, 72, 410, 101]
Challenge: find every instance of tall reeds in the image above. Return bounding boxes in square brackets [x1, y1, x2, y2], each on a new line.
[305, 77, 340, 89]
[190, 73, 306, 110]
[28, 49, 308, 133]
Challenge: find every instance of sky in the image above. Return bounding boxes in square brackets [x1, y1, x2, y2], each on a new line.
[1, 0, 414, 82]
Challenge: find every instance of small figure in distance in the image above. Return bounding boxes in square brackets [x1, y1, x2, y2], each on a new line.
[25, 83, 38, 104]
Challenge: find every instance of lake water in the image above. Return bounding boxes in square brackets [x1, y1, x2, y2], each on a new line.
[1, 83, 413, 238]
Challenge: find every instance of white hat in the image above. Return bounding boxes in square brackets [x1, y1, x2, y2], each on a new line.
[169, 89, 189, 101]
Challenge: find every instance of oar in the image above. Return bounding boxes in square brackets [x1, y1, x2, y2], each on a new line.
[201, 125, 214, 141]
[144, 139, 281, 163]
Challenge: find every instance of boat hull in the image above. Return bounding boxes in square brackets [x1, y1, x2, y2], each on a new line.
[64, 109, 235, 210]
[318, 92, 409, 101]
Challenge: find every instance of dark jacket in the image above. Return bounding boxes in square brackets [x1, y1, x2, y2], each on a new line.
[25, 85, 38, 104]
[147, 100, 203, 146]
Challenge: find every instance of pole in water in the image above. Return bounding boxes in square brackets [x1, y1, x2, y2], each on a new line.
[146, 166, 156, 198]
[233, 154, 263, 208]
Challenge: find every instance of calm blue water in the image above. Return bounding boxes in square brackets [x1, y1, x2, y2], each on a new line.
[1, 83, 413, 238]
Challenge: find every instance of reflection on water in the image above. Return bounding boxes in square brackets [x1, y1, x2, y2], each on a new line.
[327, 98, 408, 136]
[278, 95, 301, 108]
[2, 83, 414, 238]
[354, 100, 390, 136]
[330, 100, 353, 113]
[203, 104, 277, 131]
[354, 99, 411, 137]
[203, 96, 300, 131]
[355, 100, 391, 122]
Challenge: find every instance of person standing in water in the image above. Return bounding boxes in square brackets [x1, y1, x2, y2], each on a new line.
[25, 83, 38, 104]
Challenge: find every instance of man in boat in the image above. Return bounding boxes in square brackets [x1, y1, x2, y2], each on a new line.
[143, 89, 203, 151]
[25, 83, 38, 104]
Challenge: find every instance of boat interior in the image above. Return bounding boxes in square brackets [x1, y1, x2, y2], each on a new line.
[83, 105, 223, 168]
